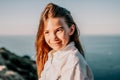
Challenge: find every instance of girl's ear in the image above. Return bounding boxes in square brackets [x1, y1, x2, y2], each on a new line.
[69, 24, 75, 35]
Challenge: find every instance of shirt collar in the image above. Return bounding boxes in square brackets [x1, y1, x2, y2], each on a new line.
[48, 41, 76, 59]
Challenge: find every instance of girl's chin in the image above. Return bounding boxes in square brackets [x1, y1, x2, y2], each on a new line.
[52, 47, 62, 51]
[52, 45, 66, 51]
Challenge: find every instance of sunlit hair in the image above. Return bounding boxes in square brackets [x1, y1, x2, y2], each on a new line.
[35, 3, 84, 78]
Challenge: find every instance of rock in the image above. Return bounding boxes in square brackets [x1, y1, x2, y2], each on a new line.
[0, 47, 38, 80]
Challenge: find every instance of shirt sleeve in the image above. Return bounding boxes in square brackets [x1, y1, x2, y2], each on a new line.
[60, 62, 85, 80]
[59, 51, 87, 80]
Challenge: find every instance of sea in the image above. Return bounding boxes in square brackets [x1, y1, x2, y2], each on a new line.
[0, 35, 120, 80]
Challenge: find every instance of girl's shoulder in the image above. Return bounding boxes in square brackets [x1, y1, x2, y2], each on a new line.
[63, 48, 84, 66]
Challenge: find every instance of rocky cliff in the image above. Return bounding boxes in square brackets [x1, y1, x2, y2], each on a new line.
[0, 47, 38, 80]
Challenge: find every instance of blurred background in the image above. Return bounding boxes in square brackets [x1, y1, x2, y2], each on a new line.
[0, 0, 120, 80]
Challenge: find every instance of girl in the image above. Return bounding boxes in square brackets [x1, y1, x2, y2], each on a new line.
[36, 3, 93, 80]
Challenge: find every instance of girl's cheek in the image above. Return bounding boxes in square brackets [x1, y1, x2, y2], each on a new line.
[57, 32, 64, 39]
[44, 36, 49, 42]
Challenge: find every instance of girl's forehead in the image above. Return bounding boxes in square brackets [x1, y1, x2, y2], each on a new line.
[44, 17, 67, 29]
[50, 17, 64, 24]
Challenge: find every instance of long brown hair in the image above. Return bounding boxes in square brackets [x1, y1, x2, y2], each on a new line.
[35, 3, 84, 78]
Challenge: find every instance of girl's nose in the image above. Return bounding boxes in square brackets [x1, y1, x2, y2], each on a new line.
[50, 33, 58, 41]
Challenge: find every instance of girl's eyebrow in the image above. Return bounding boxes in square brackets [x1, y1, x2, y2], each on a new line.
[57, 26, 64, 29]
[44, 26, 64, 32]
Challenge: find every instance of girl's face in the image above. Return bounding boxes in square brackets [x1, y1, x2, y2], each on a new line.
[44, 17, 75, 51]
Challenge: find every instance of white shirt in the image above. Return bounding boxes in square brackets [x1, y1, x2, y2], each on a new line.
[39, 42, 94, 80]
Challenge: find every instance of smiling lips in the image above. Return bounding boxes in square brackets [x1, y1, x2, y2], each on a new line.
[52, 41, 61, 45]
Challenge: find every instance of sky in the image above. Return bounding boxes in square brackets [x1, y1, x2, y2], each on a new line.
[0, 0, 120, 36]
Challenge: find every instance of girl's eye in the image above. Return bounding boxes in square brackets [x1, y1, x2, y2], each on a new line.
[56, 28, 63, 33]
[44, 31, 49, 35]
